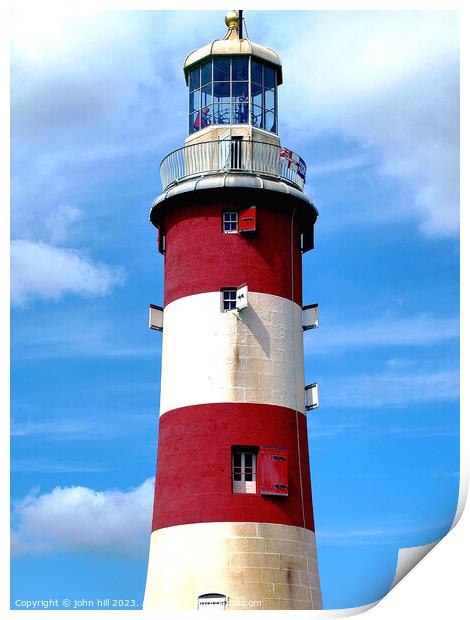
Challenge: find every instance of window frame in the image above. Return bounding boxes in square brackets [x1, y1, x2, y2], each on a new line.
[232, 447, 257, 494]
[221, 288, 237, 312]
[222, 211, 238, 234]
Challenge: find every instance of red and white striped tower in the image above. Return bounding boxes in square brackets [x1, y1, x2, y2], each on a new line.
[144, 11, 322, 611]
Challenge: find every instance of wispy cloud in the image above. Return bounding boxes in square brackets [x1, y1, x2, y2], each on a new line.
[310, 420, 458, 440]
[316, 519, 453, 546]
[11, 419, 93, 438]
[11, 478, 154, 558]
[306, 314, 459, 355]
[308, 155, 370, 176]
[322, 369, 459, 408]
[11, 240, 125, 307]
[12, 459, 111, 474]
[310, 416, 365, 438]
[11, 311, 158, 360]
[11, 412, 156, 441]
[43, 204, 83, 245]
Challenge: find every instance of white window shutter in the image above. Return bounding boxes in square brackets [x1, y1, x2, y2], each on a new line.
[149, 304, 164, 331]
[236, 284, 248, 311]
[305, 383, 319, 410]
[303, 304, 319, 330]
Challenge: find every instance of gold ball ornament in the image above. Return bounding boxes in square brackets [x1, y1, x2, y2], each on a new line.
[225, 11, 239, 28]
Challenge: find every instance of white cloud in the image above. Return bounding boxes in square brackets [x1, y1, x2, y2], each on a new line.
[10, 12, 156, 135]
[11, 478, 154, 558]
[43, 204, 83, 244]
[11, 240, 125, 307]
[306, 314, 459, 354]
[271, 11, 459, 236]
[323, 369, 459, 407]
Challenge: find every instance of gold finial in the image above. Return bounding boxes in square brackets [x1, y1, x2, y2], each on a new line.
[225, 10, 239, 28]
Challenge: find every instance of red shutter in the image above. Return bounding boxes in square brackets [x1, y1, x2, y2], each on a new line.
[158, 227, 166, 254]
[238, 206, 256, 232]
[258, 447, 288, 496]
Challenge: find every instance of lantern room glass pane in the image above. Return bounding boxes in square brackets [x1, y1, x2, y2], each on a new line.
[264, 65, 276, 89]
[233, 83, 249, 124]
[214, 102, 230, 124]
[234, 101, 249, 124]
[201, 60, 212, 86]
[189, 89, 201, 113]
[192, 106, 211, 131]
[251, 59, 262, 85]
[189, 67, 200, 91]
[264, 87, 276, 110]
[213, 58, 230, 81]
[252, 105, 263, 128]
[201, 82, 213, 107]
[204, 105, 213, 127]
[189, 112, 197, 134]
[213, 81, 230, 101]
[232, 81, 248, 100]
[251, 81, 262, 108]
[232, 57, 248, 80]
[265, 109, 276, 133]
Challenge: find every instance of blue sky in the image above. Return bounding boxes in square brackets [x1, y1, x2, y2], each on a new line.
[10, 9, 459, 611]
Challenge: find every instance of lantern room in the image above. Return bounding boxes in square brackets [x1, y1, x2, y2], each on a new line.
[183, 10, 283, 144]
[187, 56, 279, 134]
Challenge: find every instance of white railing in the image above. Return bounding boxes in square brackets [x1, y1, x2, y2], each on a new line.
[160, 140, 306, 191]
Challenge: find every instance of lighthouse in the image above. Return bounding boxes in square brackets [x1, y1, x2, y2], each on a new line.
[144, 11, 322, 611]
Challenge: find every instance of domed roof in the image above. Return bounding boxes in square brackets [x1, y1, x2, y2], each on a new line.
[183, 13, 283, 86]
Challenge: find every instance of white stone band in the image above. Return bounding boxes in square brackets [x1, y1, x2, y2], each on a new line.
[144, 521, 322, 610]
[159, 291, 305, 416]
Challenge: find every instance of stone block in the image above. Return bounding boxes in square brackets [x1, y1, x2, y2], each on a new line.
[273, 583, 311, 602]
[228, 537, 266, 553]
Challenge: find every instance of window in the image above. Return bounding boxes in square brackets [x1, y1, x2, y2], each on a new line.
[221, 288, 237, 311]
[198, 594, 227, 610]
[188, 57, 277, 134]
[232, 449, 257, 494]
[223, 211, 238, 233]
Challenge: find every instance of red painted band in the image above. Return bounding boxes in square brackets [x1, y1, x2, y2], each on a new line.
[159, 192, 305, 307]
[151, 403, 315, 532]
